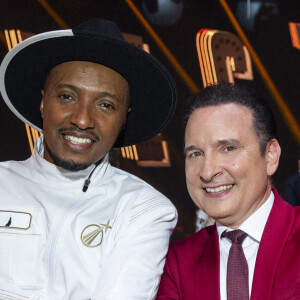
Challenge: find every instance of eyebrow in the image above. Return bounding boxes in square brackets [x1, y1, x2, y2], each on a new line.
[184, 145, 199, 155]
[216, 138, 242, 147]
[56, 84, 121, 102]
[183, 138, 242, 155]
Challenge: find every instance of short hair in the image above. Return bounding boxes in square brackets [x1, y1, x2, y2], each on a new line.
[186, 83, 277, 155]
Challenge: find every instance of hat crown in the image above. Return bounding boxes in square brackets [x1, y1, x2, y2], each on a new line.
[1, 18, 177, 147]
[72, 18, 124, 41]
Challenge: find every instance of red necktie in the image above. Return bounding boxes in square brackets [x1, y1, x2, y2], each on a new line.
[221, 229, 249, 300]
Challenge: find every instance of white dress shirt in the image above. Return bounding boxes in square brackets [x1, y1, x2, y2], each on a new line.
[217, 192, 274, 300]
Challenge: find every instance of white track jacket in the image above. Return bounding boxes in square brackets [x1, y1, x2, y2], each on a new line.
[0, 138, 177, 299]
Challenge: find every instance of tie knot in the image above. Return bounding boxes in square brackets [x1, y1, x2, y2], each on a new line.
[221, 229, 247, 245]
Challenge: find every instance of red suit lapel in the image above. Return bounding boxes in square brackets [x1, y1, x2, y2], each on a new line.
[195, 225, 221, 300]
[251, 189, 295, 300]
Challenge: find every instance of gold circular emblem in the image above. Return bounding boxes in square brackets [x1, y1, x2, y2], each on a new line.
[81, 224, 104, 248]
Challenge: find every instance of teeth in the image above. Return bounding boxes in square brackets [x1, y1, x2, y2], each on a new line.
[206, 185, 233, 193]
[65, 135, 92, 145]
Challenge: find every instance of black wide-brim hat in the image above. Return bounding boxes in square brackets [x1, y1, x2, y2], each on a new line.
[0, 19, 177, 147]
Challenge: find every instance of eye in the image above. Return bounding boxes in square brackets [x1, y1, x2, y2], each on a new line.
[59, 93, 74, 101]
[96, 101, 116, 111]
[101, 103, 114, 109]
[224, 146, 236, 152]
[188, 151, 203, 158]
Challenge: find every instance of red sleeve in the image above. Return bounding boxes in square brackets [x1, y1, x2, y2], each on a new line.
[156, 245, 181, 300]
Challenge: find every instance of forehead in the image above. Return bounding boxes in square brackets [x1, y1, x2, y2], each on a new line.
[185, 103, 255, 142]
[45, 61, 129, 91]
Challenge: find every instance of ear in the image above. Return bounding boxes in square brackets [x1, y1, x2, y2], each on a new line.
[40, 90, 45, 118]
[265, 139, 281, 176]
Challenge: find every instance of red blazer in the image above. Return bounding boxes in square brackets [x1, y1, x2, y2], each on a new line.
[157, 189, 300, 299]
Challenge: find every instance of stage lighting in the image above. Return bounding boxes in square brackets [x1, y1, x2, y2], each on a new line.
[142, 0, 184, 27]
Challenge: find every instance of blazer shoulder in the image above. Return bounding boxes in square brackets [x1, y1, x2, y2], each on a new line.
[169, 224, 216, 254]
[281, 206, 300, 244]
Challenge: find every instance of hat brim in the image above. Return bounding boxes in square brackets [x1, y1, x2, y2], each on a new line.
[0, 29, 177, 147]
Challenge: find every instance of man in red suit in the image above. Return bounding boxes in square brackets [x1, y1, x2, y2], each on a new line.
[157, 83, 300, 300]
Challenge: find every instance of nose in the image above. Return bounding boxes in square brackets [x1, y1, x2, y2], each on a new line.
[200, 154, 222, 183]
[70, 101, 95, 130]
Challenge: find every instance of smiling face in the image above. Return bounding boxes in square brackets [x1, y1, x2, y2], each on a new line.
[40, 61, 130, 171]
[184, 103, 280, 228]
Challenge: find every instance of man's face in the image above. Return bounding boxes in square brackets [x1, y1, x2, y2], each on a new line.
[185, 103, 280, 228]
[40, 61, 130, 171]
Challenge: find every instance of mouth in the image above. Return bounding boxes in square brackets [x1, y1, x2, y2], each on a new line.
[59, 130, 99, 153]
[204, 184, 233, 193]
[64, 135, 92, 145]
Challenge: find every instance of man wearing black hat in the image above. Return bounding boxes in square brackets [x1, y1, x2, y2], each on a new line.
[0, 19, 177, 299]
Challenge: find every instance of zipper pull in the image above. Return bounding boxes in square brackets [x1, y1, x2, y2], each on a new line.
[82, 162, 100, 192]
[82, 178, 91, 192]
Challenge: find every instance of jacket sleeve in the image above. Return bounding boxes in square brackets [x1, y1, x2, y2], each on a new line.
[156, 244, 181, 300]
[91, 191, 177, 300]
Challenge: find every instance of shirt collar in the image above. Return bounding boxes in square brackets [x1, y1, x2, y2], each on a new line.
[29, 136, 111, 190]
[217, 191, 274, 243]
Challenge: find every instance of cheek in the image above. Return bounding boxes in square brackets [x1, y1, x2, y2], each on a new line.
[185, 165, 200, 188]
[186, 182, 198, 202]
[104, 120, 122, 135]
[96, 117, 124, 142]
[227, 159, 256, 187]
[186, 158, 202, 173]
[225, 158, 245, 177]
[186, 184, 204, 210]
[42, 104, 66, 126]
[115, 117, 126, 132]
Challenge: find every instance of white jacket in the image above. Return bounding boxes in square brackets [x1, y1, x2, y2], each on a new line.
[0, 138, 177, 299]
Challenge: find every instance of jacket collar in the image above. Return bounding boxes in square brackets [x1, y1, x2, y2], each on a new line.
[193, 189, 293, 300]
[28, 136, 111, 191]
[195, 225, 221, 300]
[251, 188, 294, 300]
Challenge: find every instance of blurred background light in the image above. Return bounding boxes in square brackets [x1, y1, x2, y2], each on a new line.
[236, 0, 278, 31]
[142, 0, 184, 27]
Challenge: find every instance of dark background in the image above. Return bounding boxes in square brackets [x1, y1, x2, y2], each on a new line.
[0, 0, 299, 237]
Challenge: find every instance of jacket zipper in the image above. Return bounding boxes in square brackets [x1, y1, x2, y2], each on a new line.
[46, 166, 97, 298]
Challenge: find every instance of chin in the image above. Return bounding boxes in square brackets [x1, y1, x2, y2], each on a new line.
[52, 153, 92, 172]
[57, 160, 91, 172]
